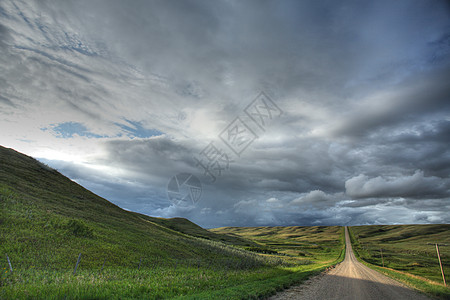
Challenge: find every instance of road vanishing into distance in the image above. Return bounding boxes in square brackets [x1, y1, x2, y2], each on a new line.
[269, 227, 430, 300]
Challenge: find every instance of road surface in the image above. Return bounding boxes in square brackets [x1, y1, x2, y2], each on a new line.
[268, 226, 430, 300]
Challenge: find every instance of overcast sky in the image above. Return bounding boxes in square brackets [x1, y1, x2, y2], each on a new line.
[1, 0, 449, 228]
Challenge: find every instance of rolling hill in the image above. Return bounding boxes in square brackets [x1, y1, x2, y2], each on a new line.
[0, 145, 256, 271]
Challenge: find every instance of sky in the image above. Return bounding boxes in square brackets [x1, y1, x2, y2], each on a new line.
[1, 0, 449, 228]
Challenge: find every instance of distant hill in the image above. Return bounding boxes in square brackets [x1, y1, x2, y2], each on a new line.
[212, 226, 344, 256]
[0, 145, 253, 270]
[133, 214, 256, 246]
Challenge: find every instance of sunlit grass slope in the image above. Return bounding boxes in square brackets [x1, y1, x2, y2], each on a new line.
[0, 145, 256, 271]
[0, 146, 344, 299]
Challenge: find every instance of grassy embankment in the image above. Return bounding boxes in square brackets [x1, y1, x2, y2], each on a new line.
[0, 146, 344, 299]
[349, 225, 450, 299]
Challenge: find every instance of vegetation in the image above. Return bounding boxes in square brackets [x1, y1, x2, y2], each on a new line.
[212, 225, 344, 265]
[244, 247, 278, 255]
[0, 146, 345, 299]
[349, 225, 450, 299]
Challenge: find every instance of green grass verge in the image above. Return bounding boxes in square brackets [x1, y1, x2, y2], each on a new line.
[178, 227, 346, 300]
[348, 226, 450, 299]
[176, 267, 323, 300]
[177, 243, 346, 300]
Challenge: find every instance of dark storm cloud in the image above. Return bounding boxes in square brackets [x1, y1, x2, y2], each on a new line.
[366, 121, 450, 178]
[100, 136, 202, 184]
[330, 68, 450, 139]
[51, 0, 440, 101]
[0, 23, 11, 48]
[0, 95, 15, 107]
[213, 138, 346, 194]
[345, 170, 450, 199]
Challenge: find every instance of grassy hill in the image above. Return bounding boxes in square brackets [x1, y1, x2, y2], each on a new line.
[0, 146, 255, 270]
[133, 214, 256, 247]
[212, 226, 344, 264]
[0, 146, 344, 299]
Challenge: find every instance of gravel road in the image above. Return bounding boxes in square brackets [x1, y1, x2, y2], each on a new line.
[268, 226, 430, 300]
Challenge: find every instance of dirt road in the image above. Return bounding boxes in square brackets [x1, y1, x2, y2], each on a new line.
[268, 226, 430, 300]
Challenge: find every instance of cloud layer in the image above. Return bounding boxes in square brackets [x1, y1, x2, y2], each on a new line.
[1, 0, 449, 227]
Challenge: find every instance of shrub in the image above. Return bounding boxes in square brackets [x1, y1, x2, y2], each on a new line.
[66, 219, 94, 238]
[245, 247, 278, 255]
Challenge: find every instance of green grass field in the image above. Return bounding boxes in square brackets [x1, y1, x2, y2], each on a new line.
[0, 146, 345, 299]
[349, 225, 450, 299]
[211, 225, 344, 265]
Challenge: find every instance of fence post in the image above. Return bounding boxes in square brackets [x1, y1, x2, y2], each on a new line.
[436, 244, 446, 286]
[73, 253, 82, 275]
[100, 258, 106, 273]
[138, 257, 142, 270]
[6, 254, 13, 272]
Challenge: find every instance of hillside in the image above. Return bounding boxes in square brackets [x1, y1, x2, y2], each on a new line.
[133, 214, 256, 247]
[0, 145, 346, 299]
[0, 145, 255, 271]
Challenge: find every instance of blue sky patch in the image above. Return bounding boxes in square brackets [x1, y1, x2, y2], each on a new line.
[116, 119, 163, 138]
[45, 122, 103, 138]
